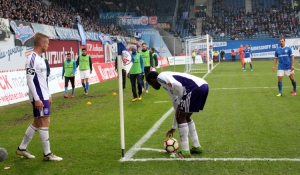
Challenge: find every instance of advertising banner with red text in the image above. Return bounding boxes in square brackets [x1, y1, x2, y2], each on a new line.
[157, 57, 170, 68]
[79, 41, 104, 63]
[93, 62, 118, 82]
[0, 71, 29, 106]
[45, 40, 79, 68]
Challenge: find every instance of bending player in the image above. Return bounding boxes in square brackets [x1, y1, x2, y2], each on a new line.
[146, 71, 208, 158]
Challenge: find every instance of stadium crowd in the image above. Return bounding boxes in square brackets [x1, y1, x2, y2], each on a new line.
[202, 0, 300, 40]
[0, 0, 128, 36]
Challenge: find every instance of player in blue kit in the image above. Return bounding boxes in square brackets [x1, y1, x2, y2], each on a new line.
[243, 44, 253, 71]
[16, 33, 63, 161]
[146, 71, 209, 158]
[272, 37, 297, 96]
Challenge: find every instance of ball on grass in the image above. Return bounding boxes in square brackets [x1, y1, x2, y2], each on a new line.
[0, 148, 8, 162]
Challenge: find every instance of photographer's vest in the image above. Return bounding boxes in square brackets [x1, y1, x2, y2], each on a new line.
[130, 53, 142, 74]
[139, 50, 150, 67]
[64, 60, 74, 77]
[79, 54, 90, 70]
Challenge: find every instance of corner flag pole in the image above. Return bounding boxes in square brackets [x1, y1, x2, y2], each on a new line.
[117, 54, 125, 158]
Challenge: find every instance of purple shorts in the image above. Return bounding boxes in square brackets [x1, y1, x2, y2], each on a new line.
[179, 84, 209, 113]
[31, 100, 50, 117]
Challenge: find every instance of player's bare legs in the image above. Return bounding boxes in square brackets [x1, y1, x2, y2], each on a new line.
[289, 74, 297, 96]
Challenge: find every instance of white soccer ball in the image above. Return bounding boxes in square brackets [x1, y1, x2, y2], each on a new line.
[164, 138, 179, 153]
[0, 148, 8, 162]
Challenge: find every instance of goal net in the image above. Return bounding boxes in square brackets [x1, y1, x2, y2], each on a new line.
[184, 34, 214, 74]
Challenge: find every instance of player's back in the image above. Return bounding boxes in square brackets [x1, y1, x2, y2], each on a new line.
[158, 72, 207, 91]
[26, 52, 50, 101]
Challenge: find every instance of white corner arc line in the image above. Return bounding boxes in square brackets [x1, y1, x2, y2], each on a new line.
[120, 108, 174, 161]
[123, 158, 300, 162]
[137, 148, 166, 152]
[120, 63, 220, 162]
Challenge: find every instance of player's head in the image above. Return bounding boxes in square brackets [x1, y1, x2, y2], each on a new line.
[146, 71, 161, 90]
[142, 43, 147, 50]
[245, 44, 249, 48]
[240, 44, 243, 48]
[131, 45, 137, 53]
[34, 32, 49, 53]
[81, 48, 87, 55]
[279, 37, 285, 47]
[66, 53, 71, 60]
[209, 45, 213, 50]
[150, 47, 155, 53]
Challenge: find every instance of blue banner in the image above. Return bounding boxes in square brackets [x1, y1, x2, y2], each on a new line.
[85, 31, 100, 41]
[99, 33, 113, 45]
[127, 25, 172, 57]
[55, 27, 81, 41]
[31, 23, 58, 39]
[77, 23, 86, 45]
[192, 39, 279, 59]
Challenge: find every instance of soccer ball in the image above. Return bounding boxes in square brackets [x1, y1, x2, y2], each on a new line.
[164, 138, 179, 153]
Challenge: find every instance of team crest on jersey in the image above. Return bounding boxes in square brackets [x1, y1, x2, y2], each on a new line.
[26, 68, 35, 75]
[285, 49, 288, 53]
[10, 21, 35, 45]
[168, 83, 172, 87]
[122, 50, 132, 65]
[44, 108, 49, 115]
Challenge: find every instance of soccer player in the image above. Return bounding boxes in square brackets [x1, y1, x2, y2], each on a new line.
[272, 37, 297, 96]
[62, 53, 76, 98]
[243, 44, 253, 71]
[238, 44, 244, 69]
[209, 45, 213, 72]
[150, 47, 158, 70]
[16, 32, 62, 161]
[146, 71, 208, 158]
[130, 45, 144, 101]
[76, 48, 93, 95]
[139, 43, 153, 93]
[192, 50, 196, 64]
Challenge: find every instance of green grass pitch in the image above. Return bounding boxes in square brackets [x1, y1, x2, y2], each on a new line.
[0, 60, 300, 175]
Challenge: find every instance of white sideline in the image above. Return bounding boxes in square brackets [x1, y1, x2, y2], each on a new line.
[123, 158, 300, 162]
[211, 86, 300, 90]
[120, 64, 217, 162]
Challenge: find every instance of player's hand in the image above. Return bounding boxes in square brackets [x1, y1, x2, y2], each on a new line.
[70, 74, 74, 77]
[272, 66, 276, 72]
[62, 76, 64, 80]
[166, 128, 176, 138]
[49, 97, 52, 106]
[35, 100, 44, 111]
[90, 70, 92, 74]
[291, 65, 294, 71]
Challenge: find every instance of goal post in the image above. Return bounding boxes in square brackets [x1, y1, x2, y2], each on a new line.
[184, 34, 213, 74]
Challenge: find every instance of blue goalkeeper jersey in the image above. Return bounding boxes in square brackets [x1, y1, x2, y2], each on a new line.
[243, 48, 252, 58]
[275, 46, 294, 70]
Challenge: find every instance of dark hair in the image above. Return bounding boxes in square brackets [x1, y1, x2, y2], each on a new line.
[279, 37, 285, 41]
[150, 47, 155, 52]
[146, 71, 159, 83]
[66, 53, 71, 55]
[142, 43, 146, 46]
[82, 48, 87, 51]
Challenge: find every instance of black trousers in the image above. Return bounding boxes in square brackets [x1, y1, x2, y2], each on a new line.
[130, 73, 142, 98]
[65, 76, 75, 88]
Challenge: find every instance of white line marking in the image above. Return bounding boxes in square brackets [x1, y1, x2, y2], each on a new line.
[120, 63, 220, 162]
[123, 158, 300, 162]
[211, 86, 300, 90]
[137, 148, 166, 152]
[120, 108, 174, 161]
[154, 101, 170, 103]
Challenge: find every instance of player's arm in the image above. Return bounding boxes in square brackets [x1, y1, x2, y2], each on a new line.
[62, 61, 65, 79]
[72, 61, 76, 75]
[149, 52, 153, 68]
[76, 57, 79, 68]
[290, 48, 295, 70]
[272, 51, 278, 72]
[153, 54, 158, 67]
[89, 56, 93, 72]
